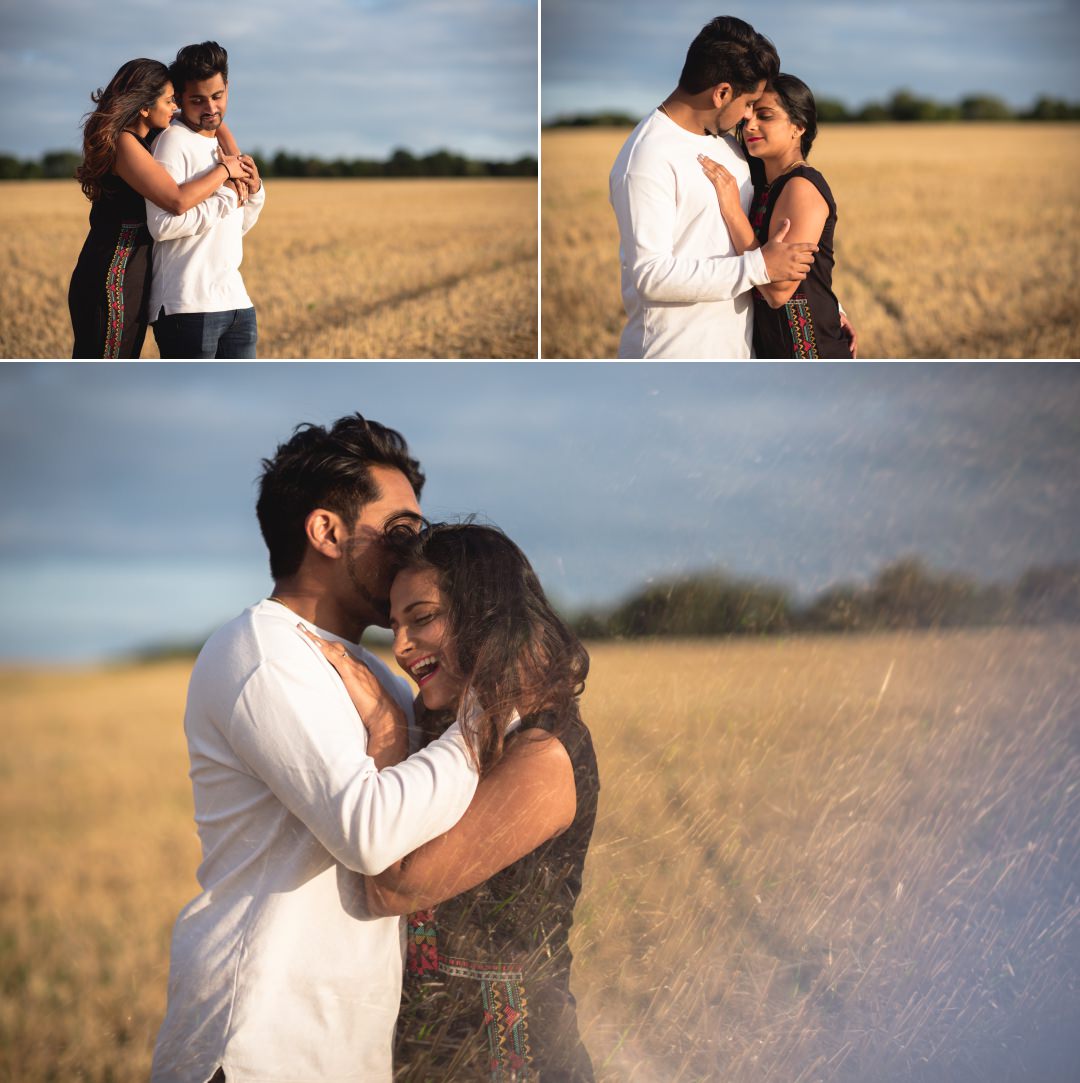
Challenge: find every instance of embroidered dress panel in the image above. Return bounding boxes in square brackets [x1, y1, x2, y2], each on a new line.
[481, 971, 532, 1082]
[103, 222, 142, 359]
[747, 164, 852, 359]
[783, 295, 819, 359]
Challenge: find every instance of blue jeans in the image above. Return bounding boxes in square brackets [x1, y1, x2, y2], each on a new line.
[153, 307, 257, 359]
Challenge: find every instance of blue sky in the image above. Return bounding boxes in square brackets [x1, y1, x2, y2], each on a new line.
[1, 0, 537, 161]
[542, 0, 1080, 121]
[1, 362, 1077, 664]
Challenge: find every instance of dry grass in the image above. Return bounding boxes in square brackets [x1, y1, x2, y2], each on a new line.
[2, 629, 1078, 1080]
[541, 123, 1080, 358]
[0, 178, 537, 359]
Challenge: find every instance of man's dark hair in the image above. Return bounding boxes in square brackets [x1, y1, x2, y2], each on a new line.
[256, 414, 425, 580]
[170, 41, 229, 95]
[678, 16, 779, 96]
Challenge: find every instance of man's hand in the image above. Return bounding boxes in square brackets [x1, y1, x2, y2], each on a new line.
[761, 218, 816, 282]
[239, 154, 262, 194]
[839, 310, 858, 359]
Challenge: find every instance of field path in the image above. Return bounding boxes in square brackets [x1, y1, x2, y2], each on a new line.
[0, 177, 537, 359]
[269, 248, 537, 358]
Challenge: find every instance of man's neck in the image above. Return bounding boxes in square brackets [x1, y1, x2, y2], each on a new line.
[660, 91, 724, 137]
[268, 580, 366, 642]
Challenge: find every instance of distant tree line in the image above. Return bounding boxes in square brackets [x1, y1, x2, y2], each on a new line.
[571, 557, 1080, 639]
[815, 90, 1080, 124]
[0, 146, 537, 182]
[129, 556, 1079, 662]
[547, 91, 1080, 129]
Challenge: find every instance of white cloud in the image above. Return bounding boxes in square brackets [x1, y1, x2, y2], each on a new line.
[541, 0, 1080, 120]
[0, 0, 537, 159]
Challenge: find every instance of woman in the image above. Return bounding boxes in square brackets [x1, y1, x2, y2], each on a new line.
[306, 523, 599, 1081]
[68, 58, 250, 359]
[698, 73, 854, 359]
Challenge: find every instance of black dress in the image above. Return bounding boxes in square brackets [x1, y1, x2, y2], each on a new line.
[749, 163, 852, 359]
[68, 131, 156, 359]
[395, 711, 599, 1082]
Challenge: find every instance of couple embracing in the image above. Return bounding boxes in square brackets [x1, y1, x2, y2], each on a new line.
[611, 15, 857, 359]
[151, 415, 598, 1082]
[68, 42, 263, 359]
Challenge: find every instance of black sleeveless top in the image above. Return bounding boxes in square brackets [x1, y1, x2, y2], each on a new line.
[436, 712, 598, 969]
[398, 710, 600, 1081]
[85, 129, 160, 238]
[749, 163, 852, 359]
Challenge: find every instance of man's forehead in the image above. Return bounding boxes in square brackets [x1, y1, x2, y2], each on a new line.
[185, 75, 227, 96]
[361, 465, 421, 518]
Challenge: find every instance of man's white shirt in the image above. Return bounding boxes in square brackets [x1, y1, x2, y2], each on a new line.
[609, 109, 770, 359]
[150, 599, 479, 1083]
[146, 120, 265, 317]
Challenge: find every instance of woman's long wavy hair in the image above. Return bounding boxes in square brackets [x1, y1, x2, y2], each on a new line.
[76, 58, 170, 201]
[392, 522, 589, 775]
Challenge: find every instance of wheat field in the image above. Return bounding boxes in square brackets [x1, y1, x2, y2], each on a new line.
[0, 178, 537, 359]
[541, 123, 1080, 359]
[2, 629, 1077, 1081]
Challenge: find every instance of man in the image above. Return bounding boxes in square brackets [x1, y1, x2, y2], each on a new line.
[609, 16, 818, 359]
[151, 415, 479, 1082]
[147, 42, 265, 359]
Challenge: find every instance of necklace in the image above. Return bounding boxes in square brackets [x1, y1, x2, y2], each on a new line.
[764, 158, 808, 187]
[267, 594, 292, 610]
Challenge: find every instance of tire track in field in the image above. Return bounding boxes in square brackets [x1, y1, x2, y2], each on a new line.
[661, 779, 832, 1004]
[837, 257, 913, 355]
[269, 250, 536, 357]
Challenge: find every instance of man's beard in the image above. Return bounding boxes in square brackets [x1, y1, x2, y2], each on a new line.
[343, 544, 392, 628]
[179, 112, 222, 134]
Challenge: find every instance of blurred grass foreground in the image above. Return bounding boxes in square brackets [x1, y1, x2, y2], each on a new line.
[2, 629, 1078, 1080]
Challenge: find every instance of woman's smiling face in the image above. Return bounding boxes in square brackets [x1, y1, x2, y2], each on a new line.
[390, 566, 463, 710]
[742, 90, 802, 159]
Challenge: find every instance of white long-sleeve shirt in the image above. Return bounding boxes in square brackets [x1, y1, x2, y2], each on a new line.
[147, 120, 265, 317]
[609, 109, 769, 359]
[150, 599, 479, 1083]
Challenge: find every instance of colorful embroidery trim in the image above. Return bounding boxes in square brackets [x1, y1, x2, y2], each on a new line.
[438, 956, 525, 982]
[405, 909, 439, 977]
[103, 222, 140, 359]
[406, 908, 535, 1082]
[749, 185, 771, 239]
[784, 295, 819, 359]
[480, 973, 532, 1082]
[435, 957, 532, 1079]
